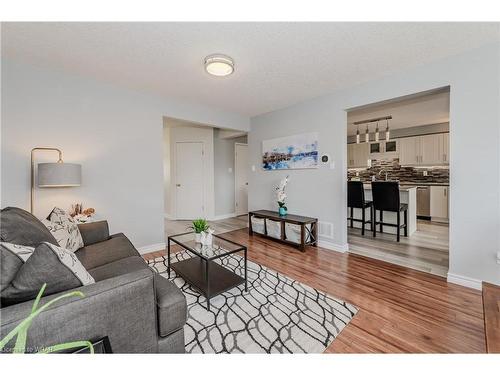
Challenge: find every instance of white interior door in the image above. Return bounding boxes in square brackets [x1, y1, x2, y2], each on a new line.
[175, 142, 204, 219]
[235, 143, 248, 215]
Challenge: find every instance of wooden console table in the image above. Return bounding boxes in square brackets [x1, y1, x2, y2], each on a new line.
[248, 210, 318, 252]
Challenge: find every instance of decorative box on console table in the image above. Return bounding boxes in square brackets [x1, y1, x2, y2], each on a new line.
[248, 210, 318, 252]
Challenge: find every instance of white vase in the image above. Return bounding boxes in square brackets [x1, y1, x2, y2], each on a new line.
[195, 233, 202, 243]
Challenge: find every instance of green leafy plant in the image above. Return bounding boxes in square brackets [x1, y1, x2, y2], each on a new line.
[0, 283, 94, 354]
[189, 218, 210, 233]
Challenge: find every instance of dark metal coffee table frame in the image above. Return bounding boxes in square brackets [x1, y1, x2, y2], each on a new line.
[167, 231, 247, 311]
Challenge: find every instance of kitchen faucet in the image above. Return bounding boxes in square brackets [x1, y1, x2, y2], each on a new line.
[378, 168, 389, 181]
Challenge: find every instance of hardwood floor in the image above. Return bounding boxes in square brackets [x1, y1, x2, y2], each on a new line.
[348, 219, 449, 277]
[143, 228, 485, 353]
[483, 283, 500, 353]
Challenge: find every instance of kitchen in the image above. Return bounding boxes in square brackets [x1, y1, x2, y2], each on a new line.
[346, 88, 450, 277]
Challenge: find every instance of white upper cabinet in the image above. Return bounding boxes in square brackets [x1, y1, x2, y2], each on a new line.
[399, 133, 449, 166]
[348, 143, 370, 168]
[440, 133, 449, 164]
[420, 134, 441, 165]
[399, 137, 420, 165]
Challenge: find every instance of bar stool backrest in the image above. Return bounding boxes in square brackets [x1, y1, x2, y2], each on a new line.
[348, 181, 366, 208]
[371, 181, 400, 212]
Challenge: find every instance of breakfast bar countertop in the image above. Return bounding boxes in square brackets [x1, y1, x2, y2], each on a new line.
[362, 183, 417, 192]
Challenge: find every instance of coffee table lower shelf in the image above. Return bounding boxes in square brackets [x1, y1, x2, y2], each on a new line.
[170, 257, 246, 310]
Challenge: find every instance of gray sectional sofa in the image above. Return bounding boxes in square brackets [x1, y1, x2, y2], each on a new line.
[0, 207, 187, 353]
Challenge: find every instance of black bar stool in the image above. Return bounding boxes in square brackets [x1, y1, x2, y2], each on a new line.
[371, 181, 408, 242]
[348, 181, 373, 236]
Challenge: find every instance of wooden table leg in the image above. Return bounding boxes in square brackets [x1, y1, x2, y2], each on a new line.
[299, 224, 306, 252]
[248, 213, 253, 235]
[313, 221, 318, 247]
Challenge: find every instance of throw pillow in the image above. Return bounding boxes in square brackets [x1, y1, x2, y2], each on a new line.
[48, 206, 74, 225]
[0, 207, 58, 247]
[0, 242, 35, 293]
[42, 219, 84, 253]
[1, 242, 95, 306]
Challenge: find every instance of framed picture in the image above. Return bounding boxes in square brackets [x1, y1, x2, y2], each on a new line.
[262, 132, 319, 170]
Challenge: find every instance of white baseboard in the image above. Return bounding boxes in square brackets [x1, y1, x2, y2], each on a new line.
[138, 242, 166, 255]
[447, 272, 482, 290]
[318, 240, 349, 253]
[213, 213, 237, 221]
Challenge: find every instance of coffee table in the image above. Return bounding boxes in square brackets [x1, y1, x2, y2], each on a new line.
[167, 232, 247, 310]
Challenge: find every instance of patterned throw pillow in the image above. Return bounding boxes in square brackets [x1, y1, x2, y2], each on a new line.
[42, 219, 84, 253]
[1, 242, 95, 306]
[48, 207, 74, 225]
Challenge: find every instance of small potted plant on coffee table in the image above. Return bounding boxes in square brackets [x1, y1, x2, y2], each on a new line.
[189, 218, 210, 243]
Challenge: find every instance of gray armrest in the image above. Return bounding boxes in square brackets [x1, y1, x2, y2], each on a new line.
[77, 220, 110, 246]
[0, 269, 158, 353]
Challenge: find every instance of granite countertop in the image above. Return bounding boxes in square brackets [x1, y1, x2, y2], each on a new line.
[354, 180, 449, 187]
[362, 183, 416, 192]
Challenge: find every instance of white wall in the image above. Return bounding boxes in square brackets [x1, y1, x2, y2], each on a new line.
[249, 42, 500, 287]
[1, 60, 248, 249]
[166, 124, 215, 220]
[213, 130, 247, 218]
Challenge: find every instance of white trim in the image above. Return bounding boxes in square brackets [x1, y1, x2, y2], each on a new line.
[213, 212, 237, 221]
[138, 242, 166, 255]
[318, 240, 349, 253]
[234, 143, 249, 216]
[447, 272, 482, 290]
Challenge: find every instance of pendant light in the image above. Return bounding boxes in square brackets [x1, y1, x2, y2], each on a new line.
[365, 124, 369, 143]
[356, 125, 360, 144]
[375, 121, 380, 142]
[385, 118, 390, 141]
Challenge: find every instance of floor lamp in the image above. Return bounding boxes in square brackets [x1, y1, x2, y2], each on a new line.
[31, 147, 82, 214]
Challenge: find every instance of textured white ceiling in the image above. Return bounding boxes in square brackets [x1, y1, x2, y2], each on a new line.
[347, 90, 450, 135]
[2, 22, 499, 117]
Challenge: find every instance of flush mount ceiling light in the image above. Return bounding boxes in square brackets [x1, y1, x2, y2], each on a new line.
[204, 54, 234, 77]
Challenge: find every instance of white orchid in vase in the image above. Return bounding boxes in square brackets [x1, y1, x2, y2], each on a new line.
[275, 175, 289, 215]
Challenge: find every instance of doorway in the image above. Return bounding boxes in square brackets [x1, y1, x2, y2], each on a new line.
[175, 141, 204, 219]
[235, 143, 248, 216]
[345, 88, 450, 277]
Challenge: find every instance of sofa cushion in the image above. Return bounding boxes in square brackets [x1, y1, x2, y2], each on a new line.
[41, 219, 84, 253]
[155, 274, 187, 337]
[77, 221, 110, 246]
[88, 256, 149, 282]
[0, 207, 58, 247]
[1, 242, 95, 306]
[75, 233, 140, 270]
[0, 243, 35, 293]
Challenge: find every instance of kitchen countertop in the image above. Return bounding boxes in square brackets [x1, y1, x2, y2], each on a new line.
[362, 183, 416, 192]
[352, 180, 449, 187]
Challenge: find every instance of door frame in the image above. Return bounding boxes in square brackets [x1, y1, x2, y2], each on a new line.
[234, 142, 248, 216]
[174, 141, 205, 220]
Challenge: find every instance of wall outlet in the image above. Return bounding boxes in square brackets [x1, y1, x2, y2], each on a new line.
[251, 165, 256, 172]
[423, 170, 428, 176]
[355, 171, 360, 177]
[228, 167, 233, 173]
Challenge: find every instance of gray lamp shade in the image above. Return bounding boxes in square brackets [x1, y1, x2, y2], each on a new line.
[37, 163, 82, 187]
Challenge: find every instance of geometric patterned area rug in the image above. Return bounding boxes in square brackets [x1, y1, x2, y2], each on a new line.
[147, 251, 358, 353]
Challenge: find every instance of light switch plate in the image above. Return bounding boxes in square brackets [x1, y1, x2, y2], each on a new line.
[251, 165, 256, 172]
[228, 167, 233, 173]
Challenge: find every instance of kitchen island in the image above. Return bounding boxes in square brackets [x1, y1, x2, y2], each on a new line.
[349, 184, 417, 236]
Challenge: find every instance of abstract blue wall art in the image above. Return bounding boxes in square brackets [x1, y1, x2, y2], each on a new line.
[262, 132, 319, 170]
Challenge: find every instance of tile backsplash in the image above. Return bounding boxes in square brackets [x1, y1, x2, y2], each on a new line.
[347, 159, 449, 184]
